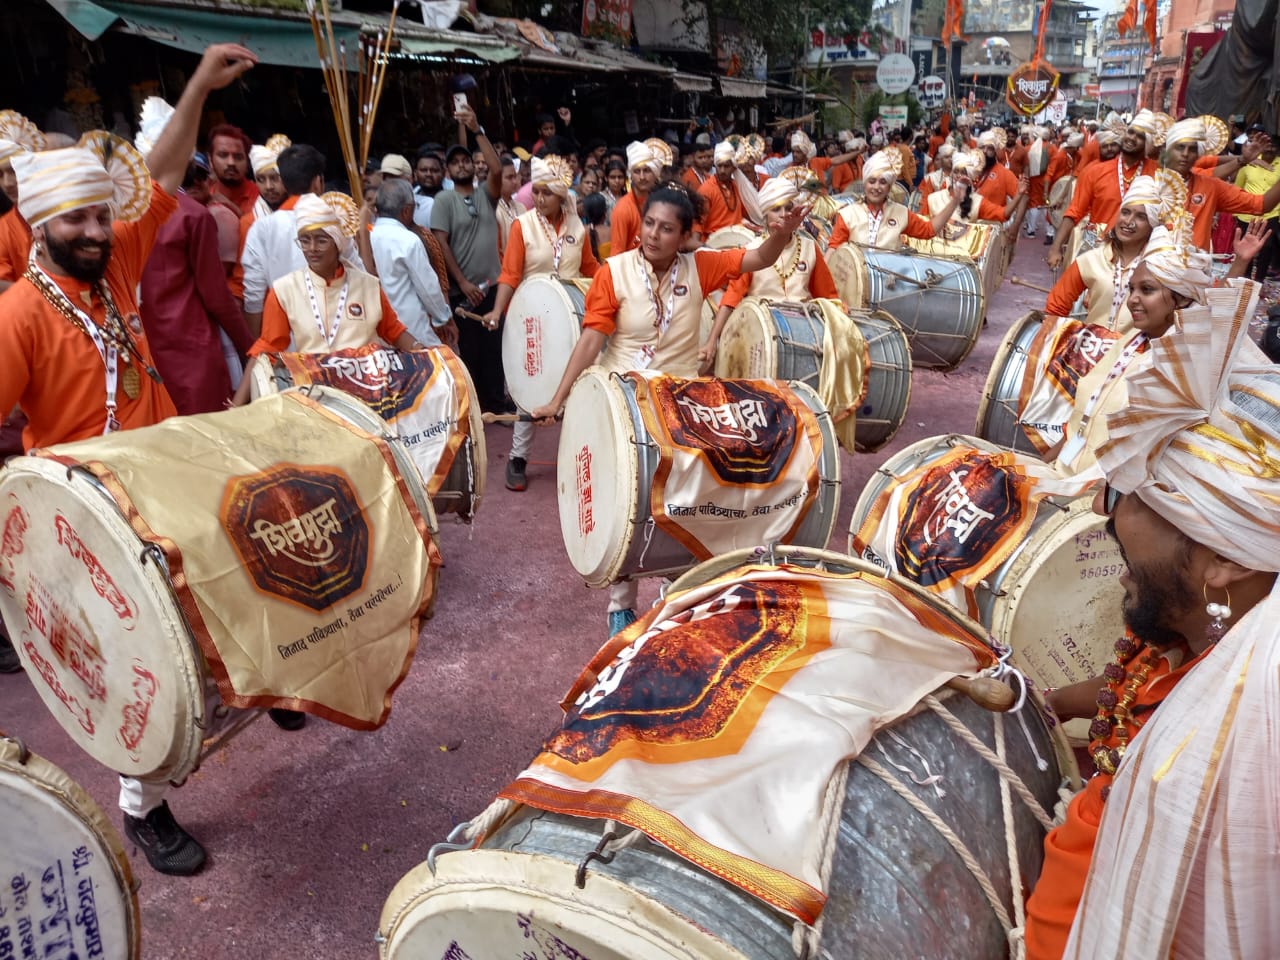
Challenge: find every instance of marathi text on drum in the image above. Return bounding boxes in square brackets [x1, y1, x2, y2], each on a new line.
[667, 487, 807, 520]
[674, 395, 770, 443]
[319, 349, 405, 389]
[1, 844, 106, 960]
[276, 575, 404, 660]
[575, 446, 595, 539]
[397, 418, 454, 450]
[926, 470, 998, 544]
[249, 499, 342, 566]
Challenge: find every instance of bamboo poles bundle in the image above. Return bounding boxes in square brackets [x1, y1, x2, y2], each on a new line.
[306, 0, 400, 199]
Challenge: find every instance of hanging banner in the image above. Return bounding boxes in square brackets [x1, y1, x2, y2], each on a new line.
[1006, 61, 1060, 117]
[581, 0, 633, 39]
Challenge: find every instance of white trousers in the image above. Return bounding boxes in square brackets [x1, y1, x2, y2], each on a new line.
[511, 419, 534, 460]
[608, 579, 639, 612]
[118, 776, 168, 819]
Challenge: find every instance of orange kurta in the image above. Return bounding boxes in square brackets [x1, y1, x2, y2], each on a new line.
[1024, 640, 1210, 960]
[1062, 156, 1159, 231]
[0, 208, 32, 284]
[682, 167, 711, 192]
[1076, 136, 1100, 173]
[0, 184, 180, 450]
[212, 178, 261, 218]
[1182, 170, 1265, 248]
[610, 191, 644, 255]
[974, 162, 1019, 208]
[697, 177, 747, 233]
[831, 159, 858, 193]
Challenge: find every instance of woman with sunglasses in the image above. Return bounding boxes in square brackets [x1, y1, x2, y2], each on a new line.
[231, 193, 423, 404]
[530, 181, 809, 635]
[480, 157, 600, 491]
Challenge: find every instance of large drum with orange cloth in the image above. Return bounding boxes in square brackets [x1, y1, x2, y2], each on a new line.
[826, 243, 985, 370]
[1, 733, 141, 959]
[501, 276, 593, 412]
[975, 310, 1044, 455]
[250, 344, 485, 519]
[848, 434, 1128, 743]
[0, 389, 440, 783]
[556, 372, 839, 587]
[377, 548, 1076, 960]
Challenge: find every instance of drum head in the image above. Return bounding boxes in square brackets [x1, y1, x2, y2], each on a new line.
[0, 735, 141, 959]
[825, 244, 866, 308]
[0, 459, 205, 781]
[247, 353, 289, 401]
[979, 498, 1127, 744]
[503, 277, 584, 412]
[705, 226, 755, 250]
[556, 370, 640, 587]
[714, 298, 779, 380]
[975, 310, 1044, 454]
[379, 847, 747, 960]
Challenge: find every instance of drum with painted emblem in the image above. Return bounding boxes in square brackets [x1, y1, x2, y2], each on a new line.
[848, 434, 1128, 743]
[975, 310, 1044, 455]
[377, 547, 1077, 960]
[0, 390, 440, 782]
[826, 243, 985, 370]
[0, 734, 141, 959]
[555, 371, 839, 587]
[250, 344, 486, 519]
[501, 276, 593, 412]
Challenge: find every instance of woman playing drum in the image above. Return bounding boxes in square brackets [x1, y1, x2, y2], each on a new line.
[231, 193, 424, 404]
[530, 182, 810, 635]
[700, 176, 837, 372]
[480, 156, 599, 491]
[928, 150, 1028, 227]
[827, 148, 956, 249]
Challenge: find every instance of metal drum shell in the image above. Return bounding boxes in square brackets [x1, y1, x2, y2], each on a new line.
[849, 309, 912, 453]
[975, 310, 1045, 456]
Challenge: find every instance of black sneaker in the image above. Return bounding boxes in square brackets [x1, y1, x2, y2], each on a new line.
[122, 801, 207, 876]
[0, 621, 21, 674]
[506, 457, 527, 491]
[268, 708, 306, 731]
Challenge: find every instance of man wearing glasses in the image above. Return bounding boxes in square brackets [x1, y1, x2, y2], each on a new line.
[431, 104, 507, 414]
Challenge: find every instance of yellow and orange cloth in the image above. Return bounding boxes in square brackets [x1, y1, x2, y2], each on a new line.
[1018, 318, 1128, 454]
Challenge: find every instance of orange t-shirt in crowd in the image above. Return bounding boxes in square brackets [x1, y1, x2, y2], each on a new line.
[1077, 136, 1101, 173]
[496, 217, 600, 289]
[0, 184, 180, 450]
[610, 191, 645, 255]
[681, 167, 711, 192]
[973, 163, 1019, 208]
[698, 177, 749, 234]
[808, 156, 832, 179]
[1063, 156, 1159, 230]
[1046, 148, 1078, 190]
[719, 247, 838, 310]
[830, 160, 858, 193]
[1182, 170, 1265, 247]
[0, 208, 33, 284]
[827, 208, 937, 248]
[212, 178, 261, 218]
[583, 249, 746, 335]
[248, 267, 405, 357]
[1023, 640, 1210, 960]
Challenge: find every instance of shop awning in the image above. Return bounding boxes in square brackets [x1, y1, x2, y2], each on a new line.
[394, 28, 520, 63]
[43, 0, 360, 67]
[673, 72, 714, 92]
[718, 76, 766, 99]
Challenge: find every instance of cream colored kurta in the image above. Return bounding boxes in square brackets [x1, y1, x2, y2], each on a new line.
[1075, 243, 1135, 331]
[602, 249, 709, 378]
[741, 233, 820, 302]
[517, 206, 587, 279]
[836, 200, 910, 248]
[271, 265, 386, 353]
[1052, 327, 1146, 479]
[496, 197, 527, 257]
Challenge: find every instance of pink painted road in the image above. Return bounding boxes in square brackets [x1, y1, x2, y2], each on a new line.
[1, 238, 1056, 958]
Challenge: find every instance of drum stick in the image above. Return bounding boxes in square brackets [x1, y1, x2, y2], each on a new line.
[455, 306, 488, 323]
[481, 412, 562, 423]
[1009, 275, 1053, 296]
[945, 675, 1017, 712]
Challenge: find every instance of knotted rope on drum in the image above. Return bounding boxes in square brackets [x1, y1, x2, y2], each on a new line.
[996, 709, 1028, 960]
[790, 762, 851, 960]
[856, 753, 1015, 935]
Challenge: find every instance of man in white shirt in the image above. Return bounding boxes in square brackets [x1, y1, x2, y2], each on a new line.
[369, 179, 457, 348]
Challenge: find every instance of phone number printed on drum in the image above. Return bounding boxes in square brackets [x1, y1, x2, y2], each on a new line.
[1, 845, 106, 960]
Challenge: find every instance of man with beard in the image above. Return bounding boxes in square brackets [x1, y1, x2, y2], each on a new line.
[1024, 277, 1279, 959]
[1164, 115, 1280, 249]
[0, 42, 258, 874]
[412, 149, 446, 228]
[610, 140, 664, 255]
[972, 128, 1019, 209]
[207, 123, 258, 216]
[1049, 111, 1165, 269]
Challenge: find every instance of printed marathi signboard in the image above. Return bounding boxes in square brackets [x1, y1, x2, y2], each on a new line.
[1006, 61, 1060, 117]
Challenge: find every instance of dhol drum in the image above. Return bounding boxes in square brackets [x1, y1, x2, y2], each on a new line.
[556, 372, 840, 587]
[826, 243, 985, 370]
[0, 389, 440, 783]
[704, 225, 756, 249]
[1047, 174, 1075, 231]
[1, 733, 141, 959]
[975, 310, 1044, 455]
[848, 434, 1127, 743]
[850, 309, 913, 453]
[250, 345, 486, 519]
[378, 548, 1076, 960]
[905, 219, 1006, 305]
[699, 288, 724, 346]
[501, 276, 592, 412]
[802, 215, 833, 251]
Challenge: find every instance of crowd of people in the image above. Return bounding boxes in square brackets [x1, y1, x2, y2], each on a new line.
[0, 41, 1278, 959]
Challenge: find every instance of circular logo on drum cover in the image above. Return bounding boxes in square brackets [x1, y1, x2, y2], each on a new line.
[348, 303, 364, 318]
[287, 346, 436, 419]
[221, 466, 370, 612]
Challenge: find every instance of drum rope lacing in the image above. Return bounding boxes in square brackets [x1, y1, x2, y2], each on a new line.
[791, 761, 850, 960]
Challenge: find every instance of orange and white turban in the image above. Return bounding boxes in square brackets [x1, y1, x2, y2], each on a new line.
[250, 134, 292, 176]
[977, 127, 1007, 150]
[1127, 109, 1171, 147]
[951, 150, 985, 176]
[1136, 222, 1213, 303]
[862, 148, 903, 182]
[530, 155, 574, 197]
[626, 140, 663, 175]
[713, 141, 735, 164]
[790, 130, 816, 159]
[758, 177, 799, 212]
[1165, 114, 1230, 155]
[0, 110, 46, 165]
[14, 132, 151, 227]
[1119, 170, 1186, 226]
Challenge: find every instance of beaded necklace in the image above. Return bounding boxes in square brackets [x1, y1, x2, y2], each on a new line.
[1087, 634, 1163, 779]
[1116, 156, 1143, 198]
[718, 179, 739, 213]
[303, 269, 351, 347]
[771, 234, 804, 297]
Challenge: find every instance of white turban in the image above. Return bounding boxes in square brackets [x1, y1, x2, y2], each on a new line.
[530, 155, 573, 198]
[862, 149, 903, 182]
[1166, 115, 1229, 155]
[626, 140, 662, 175]
[250, 134, 292, 176]
[1067, 133, 1085, 149]
[1128, 109, 1162, 140]
[0, 110, 45, 165]
[790, 130, 816, 159]
[1137, 223, 1214, 303]
[713, 141, 735, 164]
[951, 150, 984, 176]
[293, 191, 360, 266]
[977, 128, 1006, 149]
[1098, 281, 1279, 570]
[758, 177, 799, 212]
[936, 142, 956, 159]
[133, 97, 174, 159]
[14, 133, 151, 228]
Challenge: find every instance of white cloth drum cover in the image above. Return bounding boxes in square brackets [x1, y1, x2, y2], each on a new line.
[975, 310, 1045, 455]
[704, 225, 756, 250]
[826, 244, 984, 370]
[0, 735, 140, 960]
[1047, 175, 1075, 230]
[502, 276, 590, 412]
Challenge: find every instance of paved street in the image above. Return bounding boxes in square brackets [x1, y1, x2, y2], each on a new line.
[1, 237, 1057, 959]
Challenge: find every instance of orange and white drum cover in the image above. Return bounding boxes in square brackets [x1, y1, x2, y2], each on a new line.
[0, 734, 140, 959]
[249, 344, 486, 518]
[502, 277, 590, 412]
[0, 392, 441, 781]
